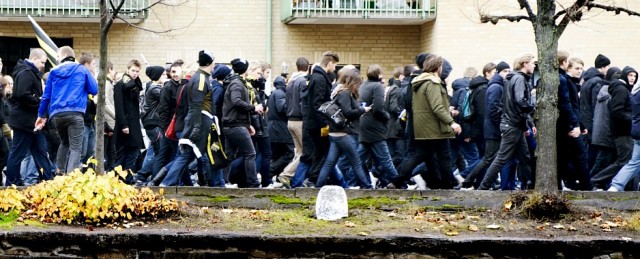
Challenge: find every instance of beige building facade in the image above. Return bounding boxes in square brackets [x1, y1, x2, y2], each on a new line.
[0, 0, 639, 84]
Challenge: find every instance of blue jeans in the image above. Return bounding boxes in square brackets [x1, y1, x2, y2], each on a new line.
[610, 140, 640, 191]
[135, 147, 155, 181]
[6, 129, 53, 185]
[81, 123, 96, 163]
[317, 135, 370, 188]
[450, 136, 480, 172]
[152, 133, 178, 179]
[20, 153, 38, 185]
[358, 140, 398, 185]
[254, 136, 272, 187]
[291, 161, 310, 188]
[54, 113, 85, 173]
[116, 146, 140, 172]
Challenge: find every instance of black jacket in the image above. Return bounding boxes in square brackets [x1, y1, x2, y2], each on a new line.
[303, 65, 333, 130]
[9, 59, 43, 132]
[557, 69, 582, 133]
[608, 79, 632, 137]
[502, 71, 535, 130]
[157, 78, 187, 130]
[83, 95, 97, 126]
[141, 82, 162, 129]
[182, 69, 213, 138]
[359, 78, 390, 143]
[267, 83, 292, 143]
[579, 67, 604, 140]
[285, 72, 307, 120]
[114, 74, 144, 148]
[384, 80, 403, 138]
[468, 75, 488, 139]
[222, 74, 254, 128]
[212, 79, 225, 119]
[330, 89, 365, 135]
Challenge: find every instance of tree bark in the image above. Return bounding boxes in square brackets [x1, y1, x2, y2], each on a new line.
[533, 0, 559, 193]
[95, 0, 111, 174]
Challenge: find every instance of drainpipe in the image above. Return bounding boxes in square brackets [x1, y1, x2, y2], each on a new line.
[266, 0, 272, 65]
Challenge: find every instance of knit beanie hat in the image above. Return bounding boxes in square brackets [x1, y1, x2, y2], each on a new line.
[145, 66, 165, 81]
[594, 54, 611, 69]
[231, 58, 249, 75]
[198, 50, 215, 67]
[415, 53, 432, 70]
[496, 61, 510, 72]
[211, 64, 231, 81]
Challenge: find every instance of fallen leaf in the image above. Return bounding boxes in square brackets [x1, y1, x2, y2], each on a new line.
[622, 237, 632, 241]
[568, 226, 577, 231]
[159, 188, 164, 196]
[504, 201, 513, 211]
[414, 215, 425, 220]
[414, 228, 421, 232]
[605, 221, 618, 228]
[553, 224, 565, 230]
[222, 209, 233, 214]
[344, 221, 356, 228]
[468, 225, 479, 232]
[535, 225, 545, 231]
[445, 230, 459, 236]
[486, 224, 501, 230]
[387, 212, 397, 218]
[357, 232, 369, 236]
[466, 216, 480, 221]
[602, 228, 613, 232]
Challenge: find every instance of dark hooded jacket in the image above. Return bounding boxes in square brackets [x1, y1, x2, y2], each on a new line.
[285, 72, 307, 120]
[9, 59, 43, 132]
[501, 71, 535, 130]
[450, 77, 470, 111]
[359, 78, 390, 143]
[330, 87, 365, 135]
[630, 84, 640, 140]
[267, 77, 292, 143]
[579, 67, 604, 140]
[608, 79, 631, 137]
[304, 65, 333, 131]
[211, 65, 231, 119]
[557, 69, 582, 133]
[222, 74, 255, 128]
[384, 79, 403, 138]
[157, 78, 188, 130]
[621, 66, 638, 90]
[467, 75, 489, 139]
[484, 73, 505, 140]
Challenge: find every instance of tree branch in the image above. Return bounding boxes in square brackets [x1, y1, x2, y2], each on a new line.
[587, 3, 640, 17]
[555, 0, 588, 40]
[517, 0, 536, 21]
[116, 0, 191, 14]
[116, 15, 195, 34]
[480, 14, 531, 24]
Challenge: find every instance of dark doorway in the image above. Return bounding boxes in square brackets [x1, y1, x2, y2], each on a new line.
[0, 36, 73, 76]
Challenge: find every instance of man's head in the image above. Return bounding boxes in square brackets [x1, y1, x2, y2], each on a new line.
[393, 66, 403, 80]
[366, 64, 383, 80]
[496, 61, 510, 79]
[296, 57, 310, 72]
[198, 50, 215, 72]
[403, 64, 417, 77]
[57, 46, 75, 63]
[260, 62, 271, 80]
[247, 62, 263, 79]
[28, 48, 47, 71]
[595, 54, 611, 75]
[126, 59, 142, 80]
[169, 61, 183, 82]
[146, 66, 165, 82]
[107, 61, 115, 78]
[423, 55, 444, 76]
[79, 52, 95, 75]
[231, 58, 249, 76]
[415, 53, 431, 70]
[463, 67, 478, 79]
[622, 66, 638, 86]
[567, 57, 584, 78]
[513, 54, 536, 75]
[320, 51, 339, 73]
[558, 50, 570, 70]
[482, 62, 496, 80]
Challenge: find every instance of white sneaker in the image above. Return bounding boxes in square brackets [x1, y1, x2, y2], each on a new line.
[461, 186, 475, 191]
[265, 182, 284, 189]
[607, 186, 619, 192]
[454, 174, 465, 185]
[369, 172, 378, 188]
[348, 186, 361, 190]
[407, 184, 418, 190]
[225, 183, 239, 188]
[411, 175, 427, 190]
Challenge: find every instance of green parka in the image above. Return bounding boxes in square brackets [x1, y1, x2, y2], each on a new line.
[411, 72, 455, 140]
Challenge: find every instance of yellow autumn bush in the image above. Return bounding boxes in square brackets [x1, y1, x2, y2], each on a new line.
[0, 166, 179, 224]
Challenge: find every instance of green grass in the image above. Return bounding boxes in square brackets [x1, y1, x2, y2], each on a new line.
[0, 210, 21, 229]
[207, 196, 234, 203]
[254, 195, 314, 205]
[348, 197, 408, 209]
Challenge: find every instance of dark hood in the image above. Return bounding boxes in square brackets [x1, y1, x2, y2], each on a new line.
[441, 59, 452, 82]
[452, 78, 470, 91]
[621, 66, 638, 87]
[12, 59, 39, 79]
[581, 67, 602, 82]
[468, 75, 489, 90]
[605, 67, 622, 82]
[273, 76, 286, 91]
[487, 73, 504, 86]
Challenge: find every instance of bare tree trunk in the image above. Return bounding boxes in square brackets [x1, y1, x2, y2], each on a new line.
[533, 0, 559, 193]
[95, 0, 111, 174]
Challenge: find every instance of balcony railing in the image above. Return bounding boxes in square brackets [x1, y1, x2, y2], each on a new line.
[0, 0, 149, 23]
[282, 0, 436, 25]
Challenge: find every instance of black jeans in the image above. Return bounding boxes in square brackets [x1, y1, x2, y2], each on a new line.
[104, 134, 116, 171]
[387, 138, 405, 168]
[224, 126, 259, 187]
[479, 125, 532, 190]
[464, 139, 500, 186]
[307, 127, 329, 184]
[394, 139, 453, 189]
[557, 131, 590, 190]
[270, 142, 294, 177]
[591, 136, 633, 189]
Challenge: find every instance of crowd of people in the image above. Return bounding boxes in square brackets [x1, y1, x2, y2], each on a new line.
[0, 48, 638, 191]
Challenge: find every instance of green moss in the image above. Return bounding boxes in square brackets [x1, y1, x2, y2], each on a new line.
[0, 210, 20, 229]
[183, 193, 235, 203]
[254, 195, 314, 205]
[348, 197, 408, 209]
[565, 194, 584, 200]
[628, 212, 640, 232]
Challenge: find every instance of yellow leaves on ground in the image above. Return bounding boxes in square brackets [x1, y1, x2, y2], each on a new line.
[0, 168, 178, 224]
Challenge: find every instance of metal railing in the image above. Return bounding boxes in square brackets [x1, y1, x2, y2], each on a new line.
[0, 0, 149, 21]
[283, 0, 437, 23]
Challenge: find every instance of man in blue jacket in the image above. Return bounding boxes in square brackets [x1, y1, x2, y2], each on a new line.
[37, 46, 98, 174]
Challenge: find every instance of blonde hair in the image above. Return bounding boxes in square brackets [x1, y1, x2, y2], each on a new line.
[513, 54, 535, 71]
